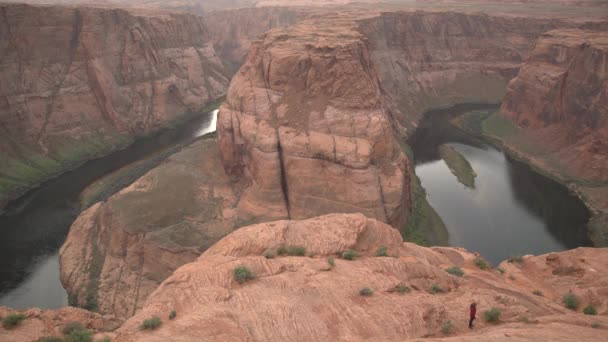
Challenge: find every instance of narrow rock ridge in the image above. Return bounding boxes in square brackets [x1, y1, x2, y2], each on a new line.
[0, 3, 229, 208]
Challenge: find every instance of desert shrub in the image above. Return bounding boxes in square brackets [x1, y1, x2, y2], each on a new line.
[262, 249, 275, 259]
[37, 337, 64, 342]
[96, 338, 111, 342]
[234, 266, 255, 284]
[65, 328, 93, 342]
[169, 310, 177, 320]
[583, 304, 597, 315]
[341, 250, 358, 260]
[2, 313, 26, 329]
[388, 284, 411, 294]
[532, 290, 543, 296]
[375, 246, 388, 257]
[440, 320, 452, 335]
[141, 316, 162, 330]
[484, 307, 501, 323]
[62, 322, 85, 335]
[591, 322, 600, 329]
[359, 287, 374, 296]
[563, 293, 579, 310]
[276, 245, 306, 256]
[473, 257, 488, 270]
[495, 267, 505, 274]
[328, 257, 335, 268]
[445, 266, 464, 277]
[507, 255, 524, 264]
[508, 275, 516, 280]
[429, 284, 444, 294]
[519, 316, 529, 324]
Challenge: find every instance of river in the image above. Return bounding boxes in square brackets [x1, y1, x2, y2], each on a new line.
[409, 105, 591, 265]
[0, 110, 218, 310]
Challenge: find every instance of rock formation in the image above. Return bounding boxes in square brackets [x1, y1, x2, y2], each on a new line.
[498, 28, 608, 245]
[109, 213, 608, 341]
[59, 137, 239, 319]
[0, 3, 228, 209]
[217, 12, 411, 229]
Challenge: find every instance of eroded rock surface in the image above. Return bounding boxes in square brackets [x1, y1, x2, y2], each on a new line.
[60, 138, 239, 319]
[0, 3, 229, 208]
[111, 214, 608, 341]
[0, 306, 120, 342]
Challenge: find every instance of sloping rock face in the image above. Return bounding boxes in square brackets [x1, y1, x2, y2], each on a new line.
[0, 306, 120, 342]
[357, 11, 570, 134]
[217, 13, 411, 228]
[60, 138, 239, 319]
[0, 3, 228, 209]
[111, 214, 608, 341]
[500, 29, 608, 183]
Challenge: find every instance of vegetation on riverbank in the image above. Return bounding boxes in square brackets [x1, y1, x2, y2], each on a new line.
[439, 144, 477, 188]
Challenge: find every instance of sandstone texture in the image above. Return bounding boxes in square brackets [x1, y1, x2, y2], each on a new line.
[59, 137, 240, 319]
[0, 306, 119, 342]
[110, 214, 608, 341]
[0, 3, 228, 209]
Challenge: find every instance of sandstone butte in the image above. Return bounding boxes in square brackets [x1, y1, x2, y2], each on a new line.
[12, 214, 608, 341]
[58, 7, 608, 322]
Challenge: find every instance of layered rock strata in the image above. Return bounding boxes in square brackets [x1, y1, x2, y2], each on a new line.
[111, 213, 608, 341]
[0, 3, 229, 208]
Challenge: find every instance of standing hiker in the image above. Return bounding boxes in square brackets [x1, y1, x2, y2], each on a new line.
[469, 302, 477, 329]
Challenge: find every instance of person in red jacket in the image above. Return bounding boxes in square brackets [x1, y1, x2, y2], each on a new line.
[469, 302, 477, 329]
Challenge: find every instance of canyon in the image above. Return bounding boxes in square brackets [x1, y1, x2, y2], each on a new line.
[1, 0, 607, 341]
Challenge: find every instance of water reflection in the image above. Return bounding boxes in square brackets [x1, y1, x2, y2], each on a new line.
[0, 109, 219, 309]
[409, 106, 591, 265]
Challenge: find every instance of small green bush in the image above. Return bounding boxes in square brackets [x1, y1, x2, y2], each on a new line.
[359, 287, 374, 296]
[375, 246, 388, 257]
[234, 266, 255, 284]
[563, 293, 579, 310]
[508, 275, 516, 280]
[440, 320, 452, 335]
[519, 316, 529, 324]
[328, 257, 335, 268]
[532, 290, 543, 296]
[507, 255, 524, 264]
[65, 328, 93, 342]
[141, 316, 162, 330]
[484, 307, 501, 323]
[262, 249, 275, 259]
[495, 267, 505, 274]
[341, 250, 358, 260]
[2, 313, 26, 329]
[473, 257, 488, 270]
[96, 338, 111, 342]
[388, 284, 411, 294]
[37, 337, 64, 342]
[429, 284, 444, 294]
[169, 310, 177, 320]
[62, 322, 85, 335]
[445, 266, 464, 277]
[583, 304, 597, 315]
[276, 245, 306, 256]
[591, 322, 600, 329]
